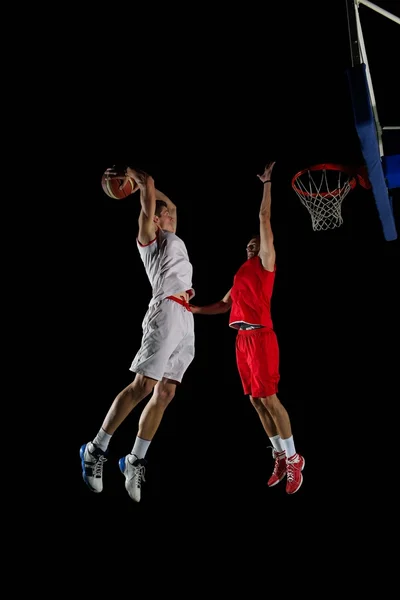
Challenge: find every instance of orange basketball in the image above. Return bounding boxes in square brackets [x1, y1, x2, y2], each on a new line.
[101, 171, 138, 199]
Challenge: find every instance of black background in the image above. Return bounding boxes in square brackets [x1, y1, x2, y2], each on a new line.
[59, 1, 399, 552]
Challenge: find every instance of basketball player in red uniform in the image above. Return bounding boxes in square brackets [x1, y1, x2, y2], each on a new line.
[190, 161, 304, 494]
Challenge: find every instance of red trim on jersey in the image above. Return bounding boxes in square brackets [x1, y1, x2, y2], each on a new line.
[137, 236, 157, 247]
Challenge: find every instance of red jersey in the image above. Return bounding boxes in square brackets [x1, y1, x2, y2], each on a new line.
[229, 256, 276, 330]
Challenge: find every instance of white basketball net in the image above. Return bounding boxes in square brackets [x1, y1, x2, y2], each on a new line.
[292, 167, 355, 231]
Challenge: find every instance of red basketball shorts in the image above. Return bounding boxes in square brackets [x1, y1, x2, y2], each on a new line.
[235, 328, 280, 398]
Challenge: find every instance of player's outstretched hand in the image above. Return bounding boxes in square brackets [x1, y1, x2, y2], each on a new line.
[257, 161, 276, 183]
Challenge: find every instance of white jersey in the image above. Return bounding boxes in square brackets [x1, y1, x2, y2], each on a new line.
[137, 228, 195, 307]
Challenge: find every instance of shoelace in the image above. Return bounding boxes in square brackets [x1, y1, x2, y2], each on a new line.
[272, 456, 283, 474]
[93, 454, 107, 477]
[286, 456, 300, 483]
[130, 462, 146, 487]
[266, 446, 286, 474]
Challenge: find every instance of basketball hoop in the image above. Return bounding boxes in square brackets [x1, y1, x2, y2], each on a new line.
[291, 163, 370, 231]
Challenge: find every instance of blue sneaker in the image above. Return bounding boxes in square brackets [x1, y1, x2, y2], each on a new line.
[119, 454, 147, 502]
[80, 442, 107, 493]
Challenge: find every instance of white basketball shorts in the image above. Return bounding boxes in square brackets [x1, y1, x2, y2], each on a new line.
[130, 297, 195, 382]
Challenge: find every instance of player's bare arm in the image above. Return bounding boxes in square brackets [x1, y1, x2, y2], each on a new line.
[123, 167, 157, 245]
[256, 161, 276, 272]
[190, 288, 232, 315]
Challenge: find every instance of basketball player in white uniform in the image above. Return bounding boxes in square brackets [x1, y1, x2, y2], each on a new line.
[80, 166, 195, 502]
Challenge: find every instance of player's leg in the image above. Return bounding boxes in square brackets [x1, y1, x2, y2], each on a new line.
[128, 302, 194, 449]
[80, 374, 158, 494]
[138, 378, 177, 440]
[117, 378, 178, 503]
[255, 329, 304, 493]
[102, 375, 158, 434]
[235, 331, 284, 485]
[249, 395, 278, 437]
[260, 392, 305, 492]
[120, 299, 194, 502]
[132, 299, 193, 446]
[246, 328, 289, 438]
[243, 329, 294, 489]
[236, 330, 281, 432]
[248, 394, 286, 487]
[80, 301, 171, 495]
[261, 394, 292, 438]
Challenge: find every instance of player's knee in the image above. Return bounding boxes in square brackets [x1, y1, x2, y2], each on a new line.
[249, 395, 263, 411]
[131, 374, 157, 398]
[262, 394, 279, 410]
[154, 386, 175, 408]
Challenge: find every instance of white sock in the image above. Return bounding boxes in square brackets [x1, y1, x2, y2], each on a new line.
[281, 435, 296, 460]
[130, 436, 151, 461]
[269, 435, 284, 453]
[93, 428, 112, 452]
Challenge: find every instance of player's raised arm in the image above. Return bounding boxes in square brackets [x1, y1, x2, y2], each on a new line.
[123, 167, 157, 245]
[256, 161, 276, 272]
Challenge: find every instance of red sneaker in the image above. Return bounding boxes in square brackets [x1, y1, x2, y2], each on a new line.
[268, 450, 287, 487]
[286, 453, 305, 494]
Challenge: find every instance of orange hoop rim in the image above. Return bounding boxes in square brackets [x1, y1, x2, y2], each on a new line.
[291, 163, 358, 198]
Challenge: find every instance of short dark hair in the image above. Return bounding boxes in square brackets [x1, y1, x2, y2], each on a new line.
[249, 234, 260, 241]
[155, 200, 167, 217]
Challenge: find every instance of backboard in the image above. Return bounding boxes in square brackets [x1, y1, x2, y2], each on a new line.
[345, 0, 399, 241]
